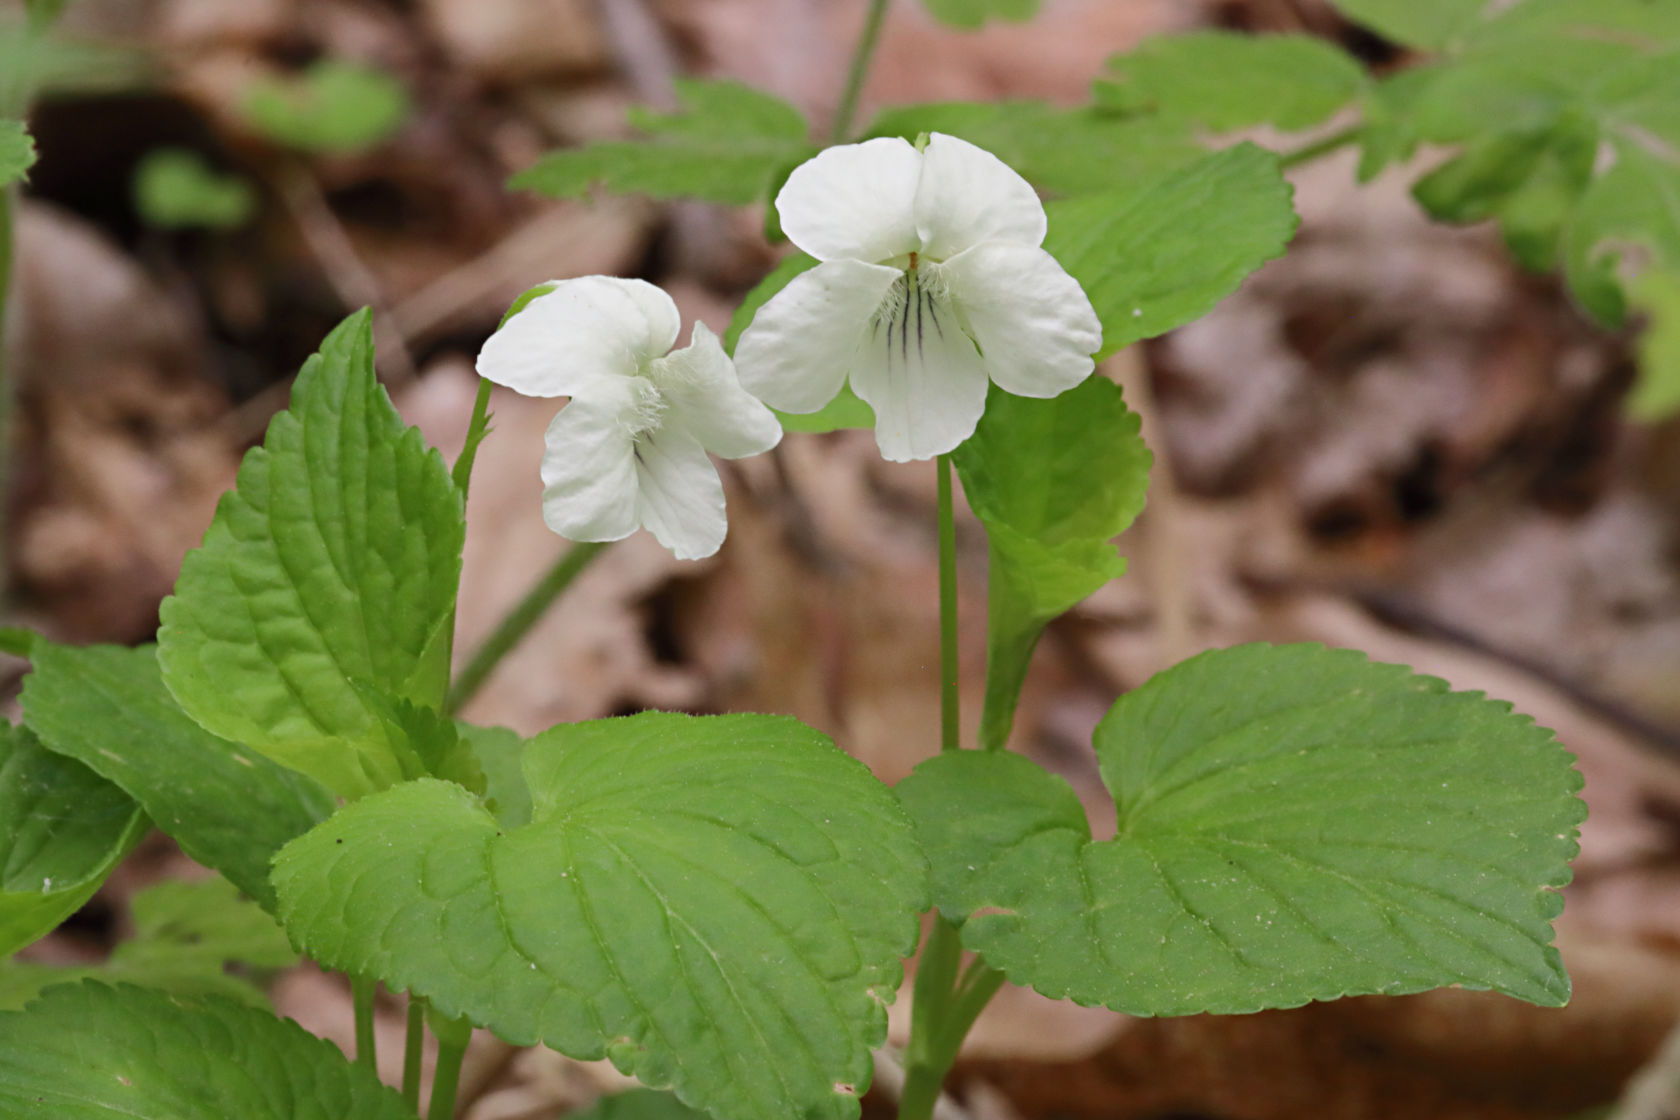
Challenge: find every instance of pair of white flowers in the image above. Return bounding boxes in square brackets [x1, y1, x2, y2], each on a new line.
[478, 133, 1102, 560]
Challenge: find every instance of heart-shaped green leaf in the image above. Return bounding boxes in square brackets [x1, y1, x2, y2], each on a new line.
[158, 310, 465, 799]
[0, 723, 146, 956]
[897, 643, 1584, 1015]
[20, 640, 333, 911]
[274, 712, 927, 1120]
[0, 981, 412, 1118]
[1045, 143, 1298, 358]
[953, 379, 1151, 749]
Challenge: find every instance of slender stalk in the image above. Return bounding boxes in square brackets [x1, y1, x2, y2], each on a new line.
[351, 975, 378, 1071]
[427, 1028, 468, 1120]
[899, 917, 963, 1120]
[831, 0, 891, 142]
[450, 378, 494, 496]
[936, 454, 959, 753]
[446, 540, 609, 714]
[402, 998, 424, 1110]
[1276, 123, 1362, 170]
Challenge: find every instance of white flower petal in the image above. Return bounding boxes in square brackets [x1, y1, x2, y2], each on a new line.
[634, 423, 728, 560]
[913, 133, 1047, 261]
[849, 273, 990, 461]
[478, 276, 680, 399]
[539, 396, 640, 542]
[938, 243, 1101, 398]
[654, 322, 783, 459]
[776, 137, 922, 263]
[735, 259, 901, 413]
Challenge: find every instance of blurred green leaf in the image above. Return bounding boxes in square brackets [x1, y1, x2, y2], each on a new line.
[0, 20, 146, 117]
[1324, 0, 1493, 50]
[1628, 268, 1680, 420]
[921, 0, 1041, 30]
[864, 101, 1203, 195]
[0, 118, 33, 187]
[132, 149, 254, 230]
[242, 59, 410, 154]
[1096, 32, 1367, 133]
[512, 79, 815, 206]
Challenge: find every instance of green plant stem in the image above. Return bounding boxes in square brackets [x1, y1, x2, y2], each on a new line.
[936, 454, 959, 753]
[402, 998, 424, 1110]
[446, 540, 609, 714]
[831, 0, 891, 142]
[1276, 123, 1362, 170]
[351, 975, 378, 1071]
[898, 915, 1005, 1120]
[427, 1028, 468, 1120]
[450, 378, 494, 496]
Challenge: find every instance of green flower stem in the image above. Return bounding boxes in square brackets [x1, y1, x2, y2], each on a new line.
[1276, 123, 1362, 170]
[427, 1025, 469, 1120]
[898, 915, 1004, 1120]
[450, 378, 494, 496]
[831, 0, 891, 142]
[351, 975, 378, 1071]
[446, 540, 610, 715]
[936, 454, 959, 753]
[402, 998, 424, 1110]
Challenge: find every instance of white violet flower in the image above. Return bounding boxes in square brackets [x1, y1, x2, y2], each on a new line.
[476, 276, 781, 561]
[734, 132, 1102, 462]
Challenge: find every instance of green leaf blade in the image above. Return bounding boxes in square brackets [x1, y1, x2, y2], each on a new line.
[920, 0, 1041, 30]
[953, 380, 1151, 749]
[0, 723, 147, 957]
[133, 148, 255, 230]
[158, 310, 466, 799]
[512, 79, 815, 206]
[1045, 143, 1298, 358]
[1097, 32, 1367, 133]
[899, 644, 1584, 1016]
[0, 981, 414, 1118]
[274, 712, 928, 1120]
[20, 641, 333, 911]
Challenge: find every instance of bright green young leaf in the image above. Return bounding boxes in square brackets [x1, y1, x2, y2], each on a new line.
[0, 723, 146, 957]
[158, 310, 466, 799]
[726, 252, 875, 433]
[1045, 143, 1298, 358]
[512, 79, 815, 206]
[897, 643, 1585, 1016]
[274, 712, 927, 1120]
[0, 981, 414, 1117]
[1629, 268, 1680, 420]
[952, 381, 1150, 750]
[921, 0, 1041, 30]
[0, 22, 146, 117]
[133, 148, 255, 231]
[0, 118, 35, 187]
[864, 102, 1204, 195]
[0, 878, 297, 1011]
[574, 1089, 711, 1120]
[242, 59, 410, 153]
[1325, 0, 1492, 50]
[20, 641, 333, 911]
[1095, 32, 1368, 133]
